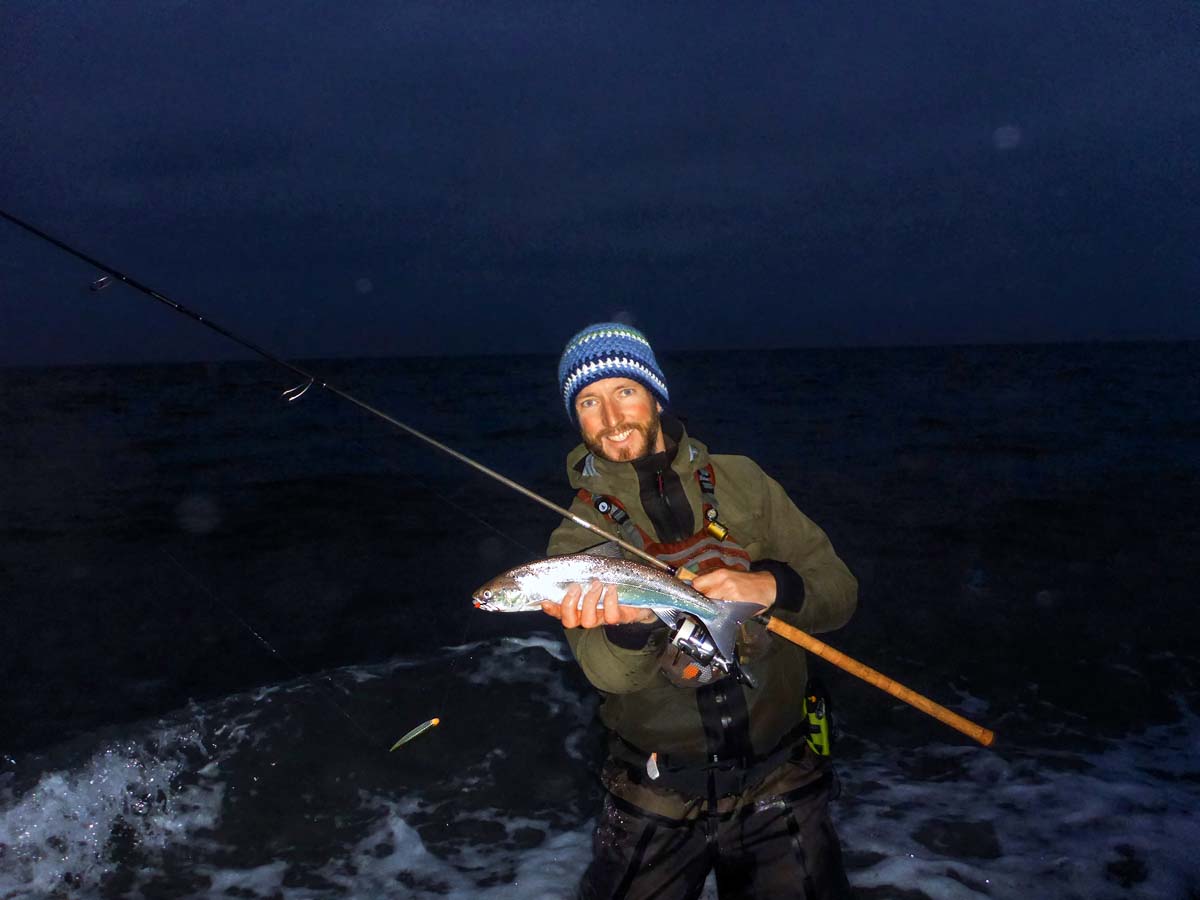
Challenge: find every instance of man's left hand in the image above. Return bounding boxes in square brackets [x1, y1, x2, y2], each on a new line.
[690, 569, 776, 608]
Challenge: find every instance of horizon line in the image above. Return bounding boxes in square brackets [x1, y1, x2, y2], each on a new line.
[3, 334, 1197, 373]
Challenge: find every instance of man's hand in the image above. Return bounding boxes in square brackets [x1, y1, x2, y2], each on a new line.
[541, 580, 657, 628]
[690, 569, 777, 609]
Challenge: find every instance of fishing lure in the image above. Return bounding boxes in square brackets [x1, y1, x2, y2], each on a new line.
[390, 717, 440, 751]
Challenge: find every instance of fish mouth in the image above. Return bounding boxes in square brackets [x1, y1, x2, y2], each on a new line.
[473, 585, 507, 611]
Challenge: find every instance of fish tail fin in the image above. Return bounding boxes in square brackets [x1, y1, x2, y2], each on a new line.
[706, 600, 766, 665]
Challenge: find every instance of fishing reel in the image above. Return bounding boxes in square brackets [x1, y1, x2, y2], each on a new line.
[667, 619, 720, 672]
[669, 618, 724, 669]
[666, 617, 756, 687]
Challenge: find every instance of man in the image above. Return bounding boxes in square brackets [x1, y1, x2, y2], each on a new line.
[543, 322, 857, 900]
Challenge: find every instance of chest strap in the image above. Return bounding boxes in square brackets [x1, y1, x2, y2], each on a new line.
[587, 493, 647, 550]
[577, 463, 735, 556]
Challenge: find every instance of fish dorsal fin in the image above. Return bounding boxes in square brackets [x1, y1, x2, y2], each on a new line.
[582, 540, 624, 559]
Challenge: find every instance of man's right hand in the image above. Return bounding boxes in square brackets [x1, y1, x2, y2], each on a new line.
[541, 579, 657, 628]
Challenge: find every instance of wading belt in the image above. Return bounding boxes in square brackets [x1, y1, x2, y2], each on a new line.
[614, 719, 814, 800]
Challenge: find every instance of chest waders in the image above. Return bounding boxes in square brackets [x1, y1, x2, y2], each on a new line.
[580, 463, 833, 816]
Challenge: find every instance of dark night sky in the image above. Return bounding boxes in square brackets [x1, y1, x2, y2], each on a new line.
[1, 1, 1197, 365]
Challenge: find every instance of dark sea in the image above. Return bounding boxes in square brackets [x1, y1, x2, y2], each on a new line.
[1, 342, 1198, 899]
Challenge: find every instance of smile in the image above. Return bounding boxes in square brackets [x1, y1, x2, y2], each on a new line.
[606, 429, 634, 443]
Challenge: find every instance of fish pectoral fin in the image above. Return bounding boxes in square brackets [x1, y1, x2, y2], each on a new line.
[652, 608, 683, 629]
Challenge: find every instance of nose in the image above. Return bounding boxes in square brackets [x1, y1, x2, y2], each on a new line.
[597, 398, 615, 428]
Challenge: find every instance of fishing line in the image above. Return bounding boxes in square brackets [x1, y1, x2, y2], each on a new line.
[340, 425, 541, 719]
[161, 550, 379, 746]
[333, 424, 535, 734]
[436, 610, 476, 729]
[34, 348, 388, 748]
[0, 207, 669, 574]
[340, 430, 538, 729]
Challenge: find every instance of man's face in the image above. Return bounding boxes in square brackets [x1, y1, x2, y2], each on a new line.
[575, 378, 665, 462]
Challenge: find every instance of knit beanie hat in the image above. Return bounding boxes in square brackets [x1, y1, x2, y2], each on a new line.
[558, 322, 670, 419]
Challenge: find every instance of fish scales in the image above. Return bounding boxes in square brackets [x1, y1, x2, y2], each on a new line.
[473, 554, 718, 620]
[474, 552, 768, 673]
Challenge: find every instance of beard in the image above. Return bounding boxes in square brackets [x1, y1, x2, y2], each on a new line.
[584, 409, 663, 462]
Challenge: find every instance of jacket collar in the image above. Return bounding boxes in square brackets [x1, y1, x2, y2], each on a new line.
[566, 415, 710, 491]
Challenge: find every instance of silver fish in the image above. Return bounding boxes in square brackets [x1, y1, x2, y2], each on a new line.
[472, 547, 763, 667]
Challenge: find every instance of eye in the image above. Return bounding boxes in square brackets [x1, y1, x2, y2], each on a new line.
[482, 590, 493, 600]
[578, 397, 596, 408]
[618, 387, 635, 397]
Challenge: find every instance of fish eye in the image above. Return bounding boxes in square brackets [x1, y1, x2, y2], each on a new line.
[483, 590, 493, 600]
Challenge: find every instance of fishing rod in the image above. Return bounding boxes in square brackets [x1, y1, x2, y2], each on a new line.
[0, 207, 670, 574]
[3, 208, 996, 747]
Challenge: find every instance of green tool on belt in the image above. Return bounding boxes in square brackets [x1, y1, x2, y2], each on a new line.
[804, 680, 833, 757]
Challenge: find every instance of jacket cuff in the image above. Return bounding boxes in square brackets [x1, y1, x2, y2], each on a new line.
[603, 621, 666, 650]
[750, 559, 806, 613]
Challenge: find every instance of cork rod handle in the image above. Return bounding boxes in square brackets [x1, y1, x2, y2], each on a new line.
[764, 617, 996, 747]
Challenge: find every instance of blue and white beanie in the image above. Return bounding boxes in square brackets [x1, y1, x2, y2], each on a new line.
[558, 322, 670, 419]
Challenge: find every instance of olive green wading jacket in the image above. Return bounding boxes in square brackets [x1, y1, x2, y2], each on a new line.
[547, 423, 858, 781]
